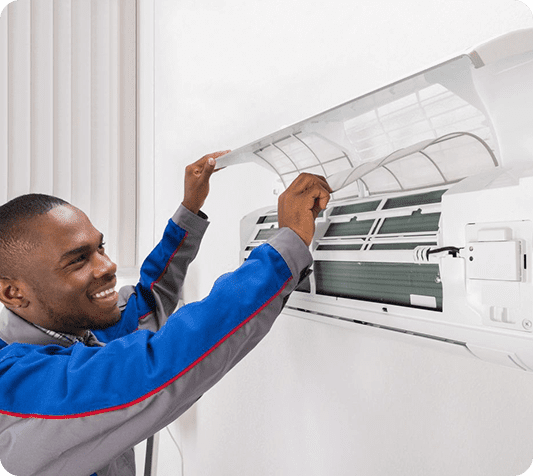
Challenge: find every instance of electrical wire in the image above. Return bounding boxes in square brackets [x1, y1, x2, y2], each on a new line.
[426, 246, 461, 258]
[144, 435, 155, 476]
[413, 245, 462, 263]
[166, 426, 185, 476]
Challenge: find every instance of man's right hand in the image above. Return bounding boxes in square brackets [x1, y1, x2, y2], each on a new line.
[182, 151, 230, 214]
[277, 173, 332, 247]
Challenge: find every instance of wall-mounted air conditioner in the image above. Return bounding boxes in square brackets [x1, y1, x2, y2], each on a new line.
[217, 28, 533, 372]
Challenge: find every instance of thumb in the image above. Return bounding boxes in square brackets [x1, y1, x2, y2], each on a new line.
[199, 157, 217, 182]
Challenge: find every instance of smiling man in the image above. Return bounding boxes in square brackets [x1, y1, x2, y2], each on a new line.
[0, 153, 331, 476]
[3, 202, 121, 337]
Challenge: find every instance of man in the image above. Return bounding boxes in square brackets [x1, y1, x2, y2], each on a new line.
[0, 152, 332, 476]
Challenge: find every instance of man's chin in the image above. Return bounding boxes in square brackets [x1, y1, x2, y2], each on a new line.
[89, 308, 122, 331]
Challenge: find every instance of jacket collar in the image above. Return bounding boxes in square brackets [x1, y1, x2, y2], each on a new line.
[0, 306, 69, 347]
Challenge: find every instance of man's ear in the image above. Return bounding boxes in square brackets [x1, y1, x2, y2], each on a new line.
[0, 278, 29, 309]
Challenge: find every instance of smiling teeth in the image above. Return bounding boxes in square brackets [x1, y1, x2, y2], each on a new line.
[92, 287, 116, 299]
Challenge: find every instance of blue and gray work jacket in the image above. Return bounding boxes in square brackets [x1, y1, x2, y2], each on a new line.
[0, 205, 312, 476]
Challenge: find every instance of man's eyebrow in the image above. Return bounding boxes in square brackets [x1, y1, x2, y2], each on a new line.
[59, 233, 105, 262]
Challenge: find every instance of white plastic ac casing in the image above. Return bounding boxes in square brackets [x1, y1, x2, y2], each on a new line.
[230, 29, 533, 372]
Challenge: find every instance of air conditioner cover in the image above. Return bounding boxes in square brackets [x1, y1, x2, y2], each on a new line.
[232, 29, 533, 371]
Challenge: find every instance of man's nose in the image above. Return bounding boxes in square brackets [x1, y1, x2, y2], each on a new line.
[93, 251, 117, 278]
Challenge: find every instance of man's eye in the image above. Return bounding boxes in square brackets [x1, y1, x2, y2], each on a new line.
[70, 254, 87, 266]
[99, 242, 106, 252]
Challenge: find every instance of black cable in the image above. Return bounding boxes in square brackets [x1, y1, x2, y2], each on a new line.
[426, 246, 461, 258]
[144, 435, 155, 476]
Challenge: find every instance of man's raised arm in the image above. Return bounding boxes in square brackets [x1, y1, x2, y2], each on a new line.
[0, 172, 331, 476]
[97, 152, 231, 340]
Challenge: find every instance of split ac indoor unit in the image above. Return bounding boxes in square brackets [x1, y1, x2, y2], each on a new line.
[217, 29, 533, 372]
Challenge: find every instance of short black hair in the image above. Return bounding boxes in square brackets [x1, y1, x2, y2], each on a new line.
[0, 194, 70, 278]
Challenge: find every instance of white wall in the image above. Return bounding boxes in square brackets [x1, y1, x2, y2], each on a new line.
[150, 1, 533, 475]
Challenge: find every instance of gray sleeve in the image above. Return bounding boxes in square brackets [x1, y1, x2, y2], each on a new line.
[137, 204, 210, 333]
[0, 227, 312, 476]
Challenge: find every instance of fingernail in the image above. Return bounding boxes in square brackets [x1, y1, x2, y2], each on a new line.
[208, 157, 216, 166]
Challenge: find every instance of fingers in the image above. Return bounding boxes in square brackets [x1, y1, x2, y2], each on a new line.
[201, 150, 231, 167]
[198, 155, 217, 183]
[277, 173, 332, 246]
[312, 186, 331, 217]
[310, 185, 331, 219]
[294, 174, 332, 221]
[182, 150, 230, 214]
[312, 174, 333, 194]
[188, 150, 231, 176]
[200, 150, 231, 182]
[290, 173, 333, 195]
[289, 173, 332, 213]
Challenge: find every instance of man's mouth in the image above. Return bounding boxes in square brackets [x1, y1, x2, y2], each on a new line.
[91, 287, 117, 299]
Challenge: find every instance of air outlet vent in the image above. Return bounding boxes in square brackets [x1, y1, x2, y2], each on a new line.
[314, 261, 442, 310]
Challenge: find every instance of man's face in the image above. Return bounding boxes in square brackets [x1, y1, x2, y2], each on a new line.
[18, 205, 120, 336]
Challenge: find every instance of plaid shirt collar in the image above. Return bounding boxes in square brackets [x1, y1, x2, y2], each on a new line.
[30, 323, 104, 348]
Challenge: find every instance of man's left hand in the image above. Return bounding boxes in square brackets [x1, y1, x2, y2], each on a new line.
[182, 151, 230, 214]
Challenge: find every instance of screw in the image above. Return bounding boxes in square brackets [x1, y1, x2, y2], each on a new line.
[523, 320, 532, 330]
[435, 276, 442, 284]
[469, 246, 474, 251]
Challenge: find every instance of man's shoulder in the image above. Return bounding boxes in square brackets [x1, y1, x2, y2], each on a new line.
[0, 340, 44, 368]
